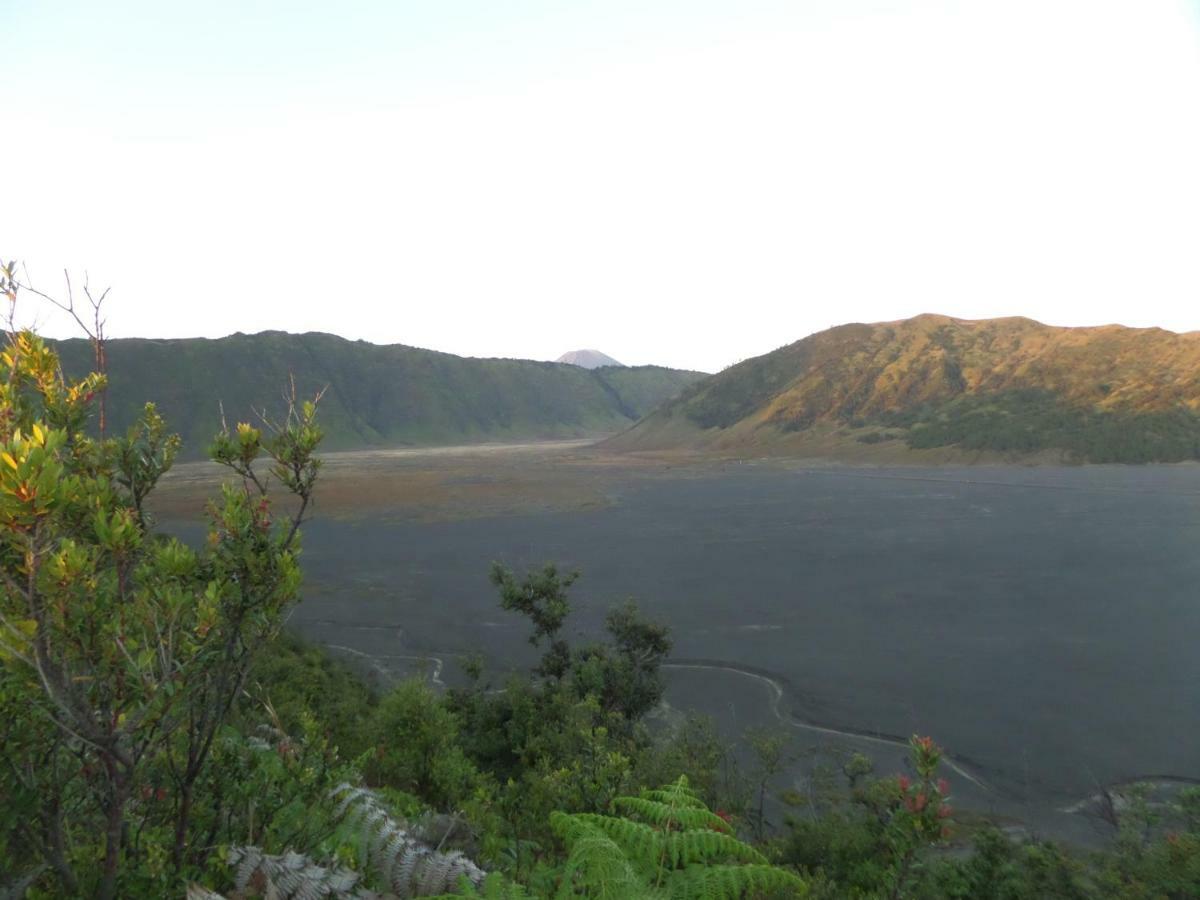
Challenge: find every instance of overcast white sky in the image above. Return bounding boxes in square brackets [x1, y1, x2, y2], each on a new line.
[6, 0, 1200, 372]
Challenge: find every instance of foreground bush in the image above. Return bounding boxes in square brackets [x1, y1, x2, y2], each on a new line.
[0, 320, 323, 897]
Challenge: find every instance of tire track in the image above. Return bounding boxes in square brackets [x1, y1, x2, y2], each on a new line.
[325, 644, 446, 687]
[1058, 775, 1200, 814]
[323, 644, 1188, 816]
[663, 658, 993, 791]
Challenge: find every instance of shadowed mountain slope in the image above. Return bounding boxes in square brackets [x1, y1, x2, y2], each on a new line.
[608, 314, 1200, 463]
[52, 331, 705, 457]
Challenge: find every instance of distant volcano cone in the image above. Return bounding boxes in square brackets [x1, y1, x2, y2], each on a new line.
[556, 349, 624, 369]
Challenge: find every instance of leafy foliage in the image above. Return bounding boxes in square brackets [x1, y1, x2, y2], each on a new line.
[779, 740, 1200, 899]
[550, 777, 807, 898]
[490, 563, 579, 677]
[779, 736, 956, 898]
[445, 564, 674, 875]
[247, 632, 378, 761]
[632, 713, 751, 820]
[0, 321, 324, 898]
[363, 679, 484, 811]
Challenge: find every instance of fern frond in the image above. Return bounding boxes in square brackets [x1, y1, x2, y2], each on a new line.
[565, 813, 663, 871]
[329, 782, 487, 897]
[333, 784, 376, 820]
[226, 845, 370, 898]
[551, 780, 806, 899]
[566, 812, 766, 874]
[638, 777, 707, 810]
[665, 863, 807, 899]
[247, 722, 289, 752]
[613, 797, 731, 834]
[550, 812, 655, 899]
[662, 830, 766, 868]
[433, 871, 536, 899]
[610, 776, 732, 835]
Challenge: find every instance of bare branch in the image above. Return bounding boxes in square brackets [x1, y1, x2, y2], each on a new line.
[13, 265, 110, 436]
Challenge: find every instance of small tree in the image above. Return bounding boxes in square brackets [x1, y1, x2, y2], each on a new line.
[0, 274, 323, 896]
[448, 565, 672, 879]
[881, 736, 954, 899]
[745, 726, 792, 842]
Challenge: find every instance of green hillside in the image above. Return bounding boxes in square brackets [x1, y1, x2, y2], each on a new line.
[608, 314, 1200, 463]
[52, 331, 705, 457]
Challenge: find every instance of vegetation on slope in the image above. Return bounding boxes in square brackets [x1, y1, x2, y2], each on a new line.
[614, 315, 1200, 462]
[51, 332, 705, 457]
[893, 390, 1200, 463]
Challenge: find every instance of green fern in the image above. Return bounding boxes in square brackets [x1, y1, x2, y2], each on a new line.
[664, 830, 768, 869]
[566, 813, 766, 870]
[666, 864, 808, 899]
[550, 777, 807, 899]
[638, 778, 710, 810]
[613, 777, 732, 836]
[558, 814, 659, 870]
[553, 817, 648, 900]
[432, 871, 537, 899]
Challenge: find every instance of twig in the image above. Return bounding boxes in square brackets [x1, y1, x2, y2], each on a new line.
[15, 266, 111, 436]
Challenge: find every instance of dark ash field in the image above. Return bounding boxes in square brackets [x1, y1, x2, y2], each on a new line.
[156, 442, 1200, 838]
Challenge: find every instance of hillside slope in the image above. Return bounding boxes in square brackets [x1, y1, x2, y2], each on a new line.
[53, 331, 705, 457]
[608, 314, 1200, 463]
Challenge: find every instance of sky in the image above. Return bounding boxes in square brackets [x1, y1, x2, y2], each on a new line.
[5, 0, 1200, 373]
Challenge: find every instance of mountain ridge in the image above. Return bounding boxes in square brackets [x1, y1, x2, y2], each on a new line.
[50, 330, 705, 458]
[607, 314, 1200, 463]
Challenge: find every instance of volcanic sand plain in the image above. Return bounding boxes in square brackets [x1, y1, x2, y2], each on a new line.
[152, 440, 1200, 842]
